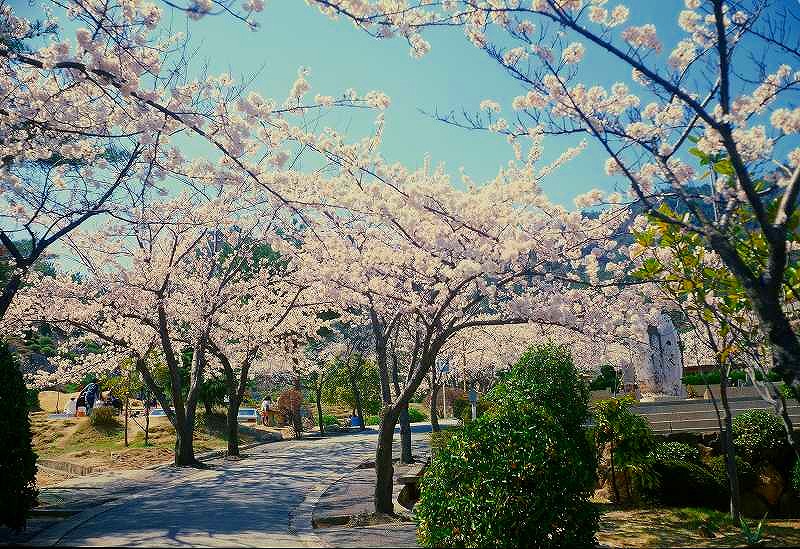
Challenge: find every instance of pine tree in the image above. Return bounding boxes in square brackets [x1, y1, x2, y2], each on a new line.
[0, 342, 38, 531]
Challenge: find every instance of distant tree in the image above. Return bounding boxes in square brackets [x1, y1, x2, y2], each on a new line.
[323, 356, 381, 417]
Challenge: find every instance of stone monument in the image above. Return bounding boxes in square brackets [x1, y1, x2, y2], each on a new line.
[634, 313, 686, 401]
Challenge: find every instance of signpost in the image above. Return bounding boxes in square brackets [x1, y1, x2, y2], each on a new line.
[468, 388, 478, 420]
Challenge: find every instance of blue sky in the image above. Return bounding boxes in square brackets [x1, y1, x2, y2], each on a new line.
[17, 0, 797, 206]
[180, 0, 685, 206]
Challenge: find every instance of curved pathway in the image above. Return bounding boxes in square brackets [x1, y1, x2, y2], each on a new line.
[31, 425, 434, 547]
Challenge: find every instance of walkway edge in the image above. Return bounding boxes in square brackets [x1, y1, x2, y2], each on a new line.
[27, 466, 215, 547]
[289, 468, 354, 548]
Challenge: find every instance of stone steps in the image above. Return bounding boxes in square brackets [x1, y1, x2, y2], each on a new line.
[632, 397, 800, 434]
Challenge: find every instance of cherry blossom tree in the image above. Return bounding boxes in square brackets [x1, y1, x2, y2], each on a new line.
[302, 0, 800, 394]
[299, 156, 650, 513]
[7, 186, 296, 465]
[0, 0, 389, 320]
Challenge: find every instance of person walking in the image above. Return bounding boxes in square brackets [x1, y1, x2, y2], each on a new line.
[84, 379, 99, 416]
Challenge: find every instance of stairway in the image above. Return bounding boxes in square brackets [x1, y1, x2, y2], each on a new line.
[633, 396, 800, 434]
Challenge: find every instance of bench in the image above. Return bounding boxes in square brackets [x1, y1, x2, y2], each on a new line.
[396, 462, 427, 510]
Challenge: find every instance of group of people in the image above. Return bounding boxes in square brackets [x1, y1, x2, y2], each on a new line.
[62, 378, 122, 416]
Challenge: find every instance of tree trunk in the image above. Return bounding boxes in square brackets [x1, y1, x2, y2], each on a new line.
[145, 402, 150, 446]
[204, 399, 213, 417]
[718, 370, 742, 521]
[226, 394, 240, 457]
[375, 405, 400, 514]
[346, 362, 366, 431]
[430, 382, 440, 433]
[124, 394, 129, 447]
[0, 271, 23, 319]
[609, 438, 620, 504]
[174, 419, 196, 466]
[399, 402, 412, 464]
[316, 388, 325, 436]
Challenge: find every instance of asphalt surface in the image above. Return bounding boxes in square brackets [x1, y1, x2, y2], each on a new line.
[26, 424, 437, 547]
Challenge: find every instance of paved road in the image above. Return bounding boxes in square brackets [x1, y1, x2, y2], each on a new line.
[32, 425, 436, 547]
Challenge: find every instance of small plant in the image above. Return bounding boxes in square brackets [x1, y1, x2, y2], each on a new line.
[365, 414, 381, 425]
[460, 400, 491, 423]
[706, 455, 756, 491]
[322, 414, 340, 426]
[732, 409, 786, 463]
[407, 407, 427, 423]
[90, 406, 119, 428]
[649, 441, 699, 463]
[593, 395, 656, 503]
[450, 397, 469, 420]
[739, 513, 767, 547]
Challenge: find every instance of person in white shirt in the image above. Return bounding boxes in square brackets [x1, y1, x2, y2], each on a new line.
[64, 397, 77, 416]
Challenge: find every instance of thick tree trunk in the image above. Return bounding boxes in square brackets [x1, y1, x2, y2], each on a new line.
[204, 400, 213, 417]
[226, 394, 240, 457]
[709, 235, 800, 392]
[375, 405, 400, 514]
[719, 376, 742, 522]
[144, 403, 150, 446]
[174, 419, 196, 466]
[399, 403, 412, 464]
[0, 271, 23, 320]
[316, 389, 325, 436]
[430, 382, 440, 433]
[124, 394, 129, 447]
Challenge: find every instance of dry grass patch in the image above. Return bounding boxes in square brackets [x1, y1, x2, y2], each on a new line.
[598, 505, 800, 547]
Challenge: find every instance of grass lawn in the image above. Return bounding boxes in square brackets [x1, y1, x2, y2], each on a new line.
[598, 505, 800, 547]
[30, 408, 276, 485]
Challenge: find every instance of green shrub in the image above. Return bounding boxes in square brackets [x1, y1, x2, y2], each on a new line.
[407, 407, 427, 423]
[417, 345, 597, 547]
[646, 460, 726, 508]
[593, 396, 656, 502]
[429, 428, 458, 457]
[461, 400, 491, 423]
[650, 441, 700, 463]
[486, 344, 590, 430]
[589, 364, 620, 391]
[0, 343, 38, 531]
[682, 370, 781, 386]
[322, 414, 340, 426]
[26, 389, 41, 412]
[90, 406, 119, 428]
[451, 397, 469, 420]
[365, 414, 381, 425]
[793, 459, 800, 493]
[416, 405, 598, 548]
[706, 455, 756, 491]
[732, 409, 787, 463]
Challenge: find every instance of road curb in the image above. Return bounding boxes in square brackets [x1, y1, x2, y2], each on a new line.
[289, 468, 353, 548]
